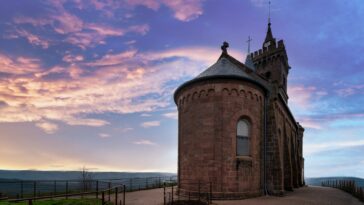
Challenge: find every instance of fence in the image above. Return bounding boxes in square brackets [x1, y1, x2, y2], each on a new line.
[321, 179, 364, 202]
[163, 180, 212, 205]
[0, 176, 177, 199]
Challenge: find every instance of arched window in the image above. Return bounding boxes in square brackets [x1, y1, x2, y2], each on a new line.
[237, 119, 250, 156]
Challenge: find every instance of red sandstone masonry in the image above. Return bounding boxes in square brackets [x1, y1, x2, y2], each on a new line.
[176, 79, 264, 198]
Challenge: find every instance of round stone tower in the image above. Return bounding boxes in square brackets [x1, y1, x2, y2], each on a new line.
[174, 46, 268, 199]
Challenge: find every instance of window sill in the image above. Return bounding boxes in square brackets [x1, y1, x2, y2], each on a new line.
[236, 156, 252, 161]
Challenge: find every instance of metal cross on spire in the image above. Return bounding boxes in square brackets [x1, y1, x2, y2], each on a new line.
[268, 0, 271, 24]
[246, 36, 252, 54]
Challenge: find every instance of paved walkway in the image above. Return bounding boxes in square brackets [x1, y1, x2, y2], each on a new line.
[119, 186, 363, 205]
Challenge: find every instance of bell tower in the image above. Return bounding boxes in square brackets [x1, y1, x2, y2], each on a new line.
[250, 2, 291, 103]
[251, 21, 290, 103]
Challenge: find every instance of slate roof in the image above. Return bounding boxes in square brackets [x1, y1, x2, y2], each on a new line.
[174, 52, 269, 102]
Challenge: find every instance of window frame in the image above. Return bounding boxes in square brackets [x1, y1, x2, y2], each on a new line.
[236, 119, 251, 157]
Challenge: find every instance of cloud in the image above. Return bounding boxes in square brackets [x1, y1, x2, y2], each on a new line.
[0, 46, 225, 133]
[12, 3, 150, 49]
[99, 133, 110, 138]
[6, 29, 50, 49]
[336, 84, 364, 97]
[124, 0, 204, 22]
[141, 121, 160, 128]
[162, 0, 204, 22]
[133, 139, 157, 145]
[305, 140, 364, 156]
[163, 112, 178, 120]
[141, 113, 152, 117]
[35, 121, 59, 134]
[62, 54, 84, 63]
[0, 54, 42, 74]
[287, 85, 328, 116]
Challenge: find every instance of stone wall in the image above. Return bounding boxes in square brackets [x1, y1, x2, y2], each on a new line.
[175, 79, 265, 198]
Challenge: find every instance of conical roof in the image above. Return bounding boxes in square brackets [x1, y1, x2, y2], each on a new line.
[195, 55, 252, 79]
[174, 52, 268, 102]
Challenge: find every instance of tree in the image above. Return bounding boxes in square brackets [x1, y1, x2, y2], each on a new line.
[80, 166, 94, 192]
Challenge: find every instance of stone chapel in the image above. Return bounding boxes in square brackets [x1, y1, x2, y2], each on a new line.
[174, 21, 305, 199]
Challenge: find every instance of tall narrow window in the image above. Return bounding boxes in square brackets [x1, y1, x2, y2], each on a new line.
[237, 119, 250, 156]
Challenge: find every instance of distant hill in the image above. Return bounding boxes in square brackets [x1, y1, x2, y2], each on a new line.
[306, 177, 364, 188]
[0, 170, 176, 180]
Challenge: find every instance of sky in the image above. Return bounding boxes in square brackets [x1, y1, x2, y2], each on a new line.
[0, 0, 363, 177]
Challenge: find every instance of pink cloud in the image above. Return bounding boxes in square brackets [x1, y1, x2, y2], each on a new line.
[0, 46, 227, 133]
[35, 121, 59, 134]
[162, 0, 204, 22]
[133, 139, 157, 145]
[124, 0, 204, 22]
[86, 23, 125, 36]
[0, 54, 42, 74]
[62, 54, 84, 63]
[288, 85, 327, 110]
[7, 29, 50, 49]
[127, 24, 150, 35]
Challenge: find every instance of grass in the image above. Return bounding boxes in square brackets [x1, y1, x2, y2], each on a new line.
[0, 198, 113, 205]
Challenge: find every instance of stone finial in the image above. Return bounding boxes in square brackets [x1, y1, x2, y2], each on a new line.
[221, 41, 229, 54]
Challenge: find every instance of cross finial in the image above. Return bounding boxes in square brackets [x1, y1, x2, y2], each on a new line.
[221, 41, 229, 54]
[246, 36, 252, 54]
[268, 0, 271, 25]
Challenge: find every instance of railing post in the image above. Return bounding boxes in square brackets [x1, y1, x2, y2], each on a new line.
[163, 182, 166, 205]
[102, 192, 105, 205]
[108, 182, 111, 201]
[20, 181, 24, 199]
[171, 185, 174, 205]
[123, 185, 126, 205]
[129, 178, 133, 191]
[115, 187, 118, 205]
[66, 181, 69, 199]
[33, 181, 37, 198]
[146, 177, 148, 189]
[28, 199, 33, 205]
[96, 180, 99, 199]
[54, 180, 57, 196]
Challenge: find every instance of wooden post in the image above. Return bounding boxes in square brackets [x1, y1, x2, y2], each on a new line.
[115, 187, 118, 205]
[28, 199, 33, 205]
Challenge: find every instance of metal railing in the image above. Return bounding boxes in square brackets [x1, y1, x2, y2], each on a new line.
[7, 184, 125, 205]
[163, 180, 212, 205]
[0, 176, 177, 199]
[0, 176, 178, 204]
[322, 179, 364, 202]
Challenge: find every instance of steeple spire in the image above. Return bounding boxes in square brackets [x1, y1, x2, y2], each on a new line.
[263, 1, 274, 46]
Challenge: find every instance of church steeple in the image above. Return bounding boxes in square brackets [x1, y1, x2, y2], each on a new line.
[264, 22, 274, 44]
[263, 1, 275, 48]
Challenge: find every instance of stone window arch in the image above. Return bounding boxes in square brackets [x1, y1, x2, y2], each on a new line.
[236, 119, 250, 156]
